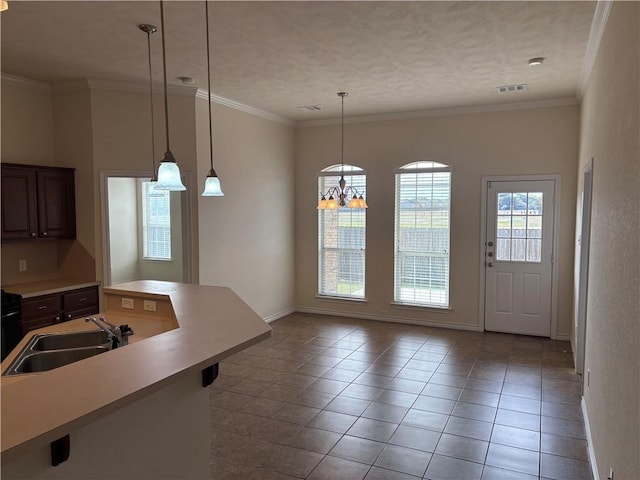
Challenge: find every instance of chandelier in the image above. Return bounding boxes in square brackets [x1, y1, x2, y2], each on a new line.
[317, 92, 367, 209]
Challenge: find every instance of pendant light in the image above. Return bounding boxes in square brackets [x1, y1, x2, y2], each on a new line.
[139, 23, 158, 186]
[201, 1, 224, 197]
[317, 92, 367, 209]
[154, 0, 186, 192]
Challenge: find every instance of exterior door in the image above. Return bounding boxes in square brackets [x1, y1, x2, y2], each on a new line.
[484, 180, 555, 336]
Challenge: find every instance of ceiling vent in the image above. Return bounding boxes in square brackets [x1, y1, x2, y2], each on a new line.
[296, 105, 322, 111]
[497, 84, 527, 93]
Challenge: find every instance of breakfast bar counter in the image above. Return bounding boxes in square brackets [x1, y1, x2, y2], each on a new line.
[1, 280, 271, 478]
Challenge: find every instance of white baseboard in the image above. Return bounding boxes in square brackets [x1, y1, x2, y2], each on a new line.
[263, 307, 296, 324]
[295, 306, 482, 332]
[554, 334, 572, 342]
[582, 397, 599, 480]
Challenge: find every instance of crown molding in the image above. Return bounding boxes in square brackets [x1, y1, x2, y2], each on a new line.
[195, 88, 293, 126]
[297, 97, 580, 128]
[578, 0, 613, 98]
[1, 73, 52, 92]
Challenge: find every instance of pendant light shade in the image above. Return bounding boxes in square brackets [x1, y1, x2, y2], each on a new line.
[155, 0, 186, 192]
[202, 169, 224, 196]
[317, 92, 367, 209]
[201, 1, 224, 197]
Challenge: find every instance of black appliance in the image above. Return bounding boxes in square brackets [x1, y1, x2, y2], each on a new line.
[2, 289, 23, 361]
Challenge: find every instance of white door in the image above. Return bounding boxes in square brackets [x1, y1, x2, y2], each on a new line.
[484, 180, 555, 336]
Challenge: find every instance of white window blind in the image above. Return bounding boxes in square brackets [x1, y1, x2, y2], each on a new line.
[318, 165, 366, 298]
[141, 181, 172, 260]
[394, 162, 451, 307]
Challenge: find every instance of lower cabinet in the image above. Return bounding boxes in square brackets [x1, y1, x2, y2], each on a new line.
[21, 286, 99, 335]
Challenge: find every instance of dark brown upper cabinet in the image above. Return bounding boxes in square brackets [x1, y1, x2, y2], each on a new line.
[1, 163, 76, 241]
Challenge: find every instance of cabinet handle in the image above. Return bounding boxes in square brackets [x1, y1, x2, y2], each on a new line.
[65, 313, 72, 320]
[37, 305, 48, 310]
[55, 316, 61, 322]
[30, 232, 36, 237]
[42, 231, 48, 236]
[78, 297, 87, 303]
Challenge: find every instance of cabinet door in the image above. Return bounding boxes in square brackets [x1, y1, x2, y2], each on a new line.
[1, 166, 38, 240]
[62, 286, 99, 321]
[37, 168, 76, 239]
[21, 294, 63, 335]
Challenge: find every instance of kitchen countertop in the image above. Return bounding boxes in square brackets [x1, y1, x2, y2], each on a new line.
[2, 279, 100, 298]
[0, 280, 272, 462]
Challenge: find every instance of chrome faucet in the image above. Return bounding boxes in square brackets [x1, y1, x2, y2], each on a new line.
[85, 316, 133, 348]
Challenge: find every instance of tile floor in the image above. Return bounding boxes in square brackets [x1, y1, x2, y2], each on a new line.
[211, 313, 591, 480]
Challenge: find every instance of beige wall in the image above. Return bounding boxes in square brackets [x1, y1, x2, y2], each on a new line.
[577, 3, 640, 479]
[108, 177, 138, 284]
[196, 99, 296, 320]
[295, 105, 579, 336]
[1, 79, 55, 165]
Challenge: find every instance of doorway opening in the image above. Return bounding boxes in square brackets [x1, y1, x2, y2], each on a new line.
[100, 171, 192, 287]
[575, 159, 594, 387]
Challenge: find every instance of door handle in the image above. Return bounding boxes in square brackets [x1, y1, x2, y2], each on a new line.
[487, 262, 494, 268]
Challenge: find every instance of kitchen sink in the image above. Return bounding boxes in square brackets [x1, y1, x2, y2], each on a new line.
[31, 330, 112, 351]
[2, 330, 114, 376]
[10, 347, 109, 374]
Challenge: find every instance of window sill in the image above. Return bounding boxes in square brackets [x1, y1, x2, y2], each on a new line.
[390, 301, 452, 313]
[316, 295, 368, 304]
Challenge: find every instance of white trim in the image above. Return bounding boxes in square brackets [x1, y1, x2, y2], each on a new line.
[296, 306, 481, 331]
[298, 97, 579, 128]
[479, 175, 562, 338]
[578, 1, 613, 98]
[1, 73, 51, 92]
[263, 307, 296, 324]
[195, 88, 293, 126]
[554, 334, 572, 342]
[582, 397, 599, 480]
[315, 295, 368, 304]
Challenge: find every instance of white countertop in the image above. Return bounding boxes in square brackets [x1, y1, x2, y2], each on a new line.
[0, 280, 271, 462]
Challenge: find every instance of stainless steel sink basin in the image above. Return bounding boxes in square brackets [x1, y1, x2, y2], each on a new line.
[31, 330, 112, 351]
[2, 330, 114, 376]
[11, 347, 109, 374]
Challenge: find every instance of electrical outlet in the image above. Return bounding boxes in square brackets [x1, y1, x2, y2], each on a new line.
[121, 298, 134, 309]
[19, 259, 27, 272]
[143, 300, 157, 312]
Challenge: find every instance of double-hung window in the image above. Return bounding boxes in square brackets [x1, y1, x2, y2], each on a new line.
[394, 161, 451, 307]
[141, 181, 172, 260]
[318, 165, 366, 299]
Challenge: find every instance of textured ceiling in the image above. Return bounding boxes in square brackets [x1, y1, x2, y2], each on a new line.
[1, 1, 597, 121]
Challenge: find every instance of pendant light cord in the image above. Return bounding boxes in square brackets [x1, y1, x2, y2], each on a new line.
[205, 1, 214, 171]
[145, 28, 156, 172]
[160, 1, 170, 152]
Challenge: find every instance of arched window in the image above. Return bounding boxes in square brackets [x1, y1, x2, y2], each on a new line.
[318, 164, 366, 298]
[394, 161, 451, 307]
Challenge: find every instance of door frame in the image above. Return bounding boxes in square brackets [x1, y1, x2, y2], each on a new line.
[575, 158, 594, 382]
[479, 175, 562, 338]
[99, 170, 194, 288]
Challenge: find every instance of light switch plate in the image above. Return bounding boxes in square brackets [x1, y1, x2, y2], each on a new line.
[143, 300, 157, 312]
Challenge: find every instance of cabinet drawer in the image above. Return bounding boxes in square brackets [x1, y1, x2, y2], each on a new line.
[63, 287, 98, 312]
[22, 295, 62, 321]
[22, 317, 57, 335]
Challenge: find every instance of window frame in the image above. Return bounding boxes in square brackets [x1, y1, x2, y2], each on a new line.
[317, 164, 367, 300]
[140, 180, 172, 262]
[393, 161, 452, 308]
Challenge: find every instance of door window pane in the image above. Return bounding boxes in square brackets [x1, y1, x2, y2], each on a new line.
[495, 191, 544, 263]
